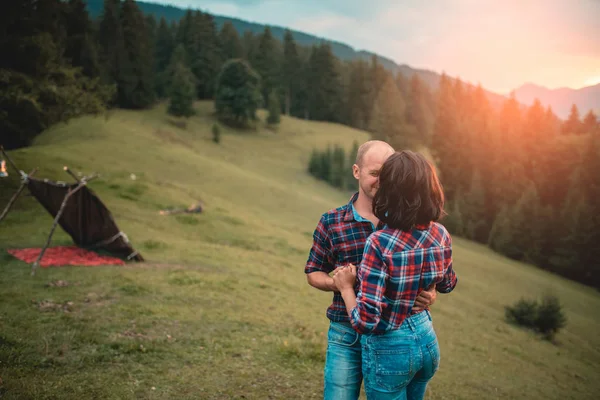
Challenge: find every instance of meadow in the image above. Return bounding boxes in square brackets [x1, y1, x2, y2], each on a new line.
[1, 102, 599, 399]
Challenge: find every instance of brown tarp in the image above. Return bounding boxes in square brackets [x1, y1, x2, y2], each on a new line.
[26, 178, 143, 261]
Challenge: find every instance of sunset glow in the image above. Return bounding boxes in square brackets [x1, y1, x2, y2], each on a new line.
[147, 0, 600, 93]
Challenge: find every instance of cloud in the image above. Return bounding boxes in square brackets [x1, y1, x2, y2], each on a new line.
[146, 0, 600, 91]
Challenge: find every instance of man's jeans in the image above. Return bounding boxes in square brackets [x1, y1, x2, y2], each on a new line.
[361, 310, 440, 400]
[324, 321, 363, 400]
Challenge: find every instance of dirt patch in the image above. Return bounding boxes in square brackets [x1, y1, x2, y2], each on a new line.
[34, 300, 74, 313]
[118, 330, 150, 340]
[83, 292, 115, 308]
[46, 280, 71, 288]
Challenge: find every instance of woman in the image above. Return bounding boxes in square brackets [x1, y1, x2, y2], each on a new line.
[333, 150, 457, 399]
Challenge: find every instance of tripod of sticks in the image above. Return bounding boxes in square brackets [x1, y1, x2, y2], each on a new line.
[0, 145, 97, 275]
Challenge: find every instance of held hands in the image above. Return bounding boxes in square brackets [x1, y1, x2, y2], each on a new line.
[332, 264, 357, 291]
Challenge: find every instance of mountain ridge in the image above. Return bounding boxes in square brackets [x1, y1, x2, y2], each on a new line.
[513, 82, 600, 118]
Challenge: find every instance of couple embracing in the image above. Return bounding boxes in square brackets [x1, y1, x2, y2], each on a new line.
[305, 140, 457, 399]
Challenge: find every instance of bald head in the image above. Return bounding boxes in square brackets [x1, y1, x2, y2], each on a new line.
[355, 140, 394, 167]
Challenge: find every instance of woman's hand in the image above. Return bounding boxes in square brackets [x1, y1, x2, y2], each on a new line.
[332, 264, 357, 291]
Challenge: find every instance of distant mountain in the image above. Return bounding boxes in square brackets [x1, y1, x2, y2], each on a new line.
[513, 83, 600, 119]
[86, 0, 508, 108]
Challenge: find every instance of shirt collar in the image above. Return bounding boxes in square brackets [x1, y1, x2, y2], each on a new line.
[343, 192, 360, 222]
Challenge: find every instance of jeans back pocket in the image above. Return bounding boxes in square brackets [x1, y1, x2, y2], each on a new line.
[374, 349, 413, 391]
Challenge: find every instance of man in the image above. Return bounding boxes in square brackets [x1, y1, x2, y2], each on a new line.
[305, 140, 437, 400]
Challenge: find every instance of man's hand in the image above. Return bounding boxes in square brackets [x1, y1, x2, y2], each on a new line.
[413, 285, 437, 312]
[332, 264, 357, 291]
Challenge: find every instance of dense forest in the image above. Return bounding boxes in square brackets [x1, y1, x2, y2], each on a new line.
[1, 0, 599, 288]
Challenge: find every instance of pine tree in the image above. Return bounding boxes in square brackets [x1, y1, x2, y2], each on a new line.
[488, 94, 529, 211]
[521, 99, 546, 179]
[330, 145, 346, 188]
[440, 198, 466, 237]
[369, 73, 409, 149]
[214, 59, 262, 127]
[395, 72, 410, 101]
[219, 22, 243, 61]
[509, 183, 543, 262]
[462, 171, 489, 243]
[184, 11, 222, 99]
[64, 0, 100, 78]
[254, 27, 281, 106]
[282, 30, 300, 115]
[562, 104, 583, 135]
[242, 31, 258, 65]
[154, 17, 175, 98]
[318, 146, 333, 182]
[551, 170, 593, 281]
[267, 91, 281, 125]
[345, 60, 371, 130]
[406, 74, 434, 143]
[307, 44, 343, 121]
[167, 62, 196, 118]
[98, 0, 125, 91]
[430, 73, 463, 200]
[119, 0, 155, 108]
[543, 106, 561, 137]
[488, 206, 518, 258]
[582, 110, 599, 134]
[308, 148, 320, 177]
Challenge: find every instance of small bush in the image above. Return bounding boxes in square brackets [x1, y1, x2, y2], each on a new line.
[505, 298, 538, 328]
[212, 123, 221, 144]
[536, 295, 567, 340]
[505, 295, 567, 341]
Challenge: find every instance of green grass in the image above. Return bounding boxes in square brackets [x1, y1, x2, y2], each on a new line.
[1, 102, 599, 399]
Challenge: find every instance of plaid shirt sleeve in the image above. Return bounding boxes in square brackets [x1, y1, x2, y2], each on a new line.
[436, 232, 457, 293]
[305, 215, 335, 274]
[349, 235, 387, 334]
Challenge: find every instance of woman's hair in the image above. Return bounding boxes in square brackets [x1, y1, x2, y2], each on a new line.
[373, 150, 445, 231]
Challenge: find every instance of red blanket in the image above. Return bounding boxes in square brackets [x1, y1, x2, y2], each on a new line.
[7, 246, 125, 267]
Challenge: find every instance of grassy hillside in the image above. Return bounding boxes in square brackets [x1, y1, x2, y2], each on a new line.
[1, 102, 599, 399]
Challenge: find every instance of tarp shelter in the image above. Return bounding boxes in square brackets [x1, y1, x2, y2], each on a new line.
[1, 146, 143, 267]
[26, 177, 143, 261]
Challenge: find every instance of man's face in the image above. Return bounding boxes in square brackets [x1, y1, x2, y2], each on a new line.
[353, 146, 394, 201]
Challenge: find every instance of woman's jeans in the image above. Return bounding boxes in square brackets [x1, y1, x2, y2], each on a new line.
[361, 310, 440, 400]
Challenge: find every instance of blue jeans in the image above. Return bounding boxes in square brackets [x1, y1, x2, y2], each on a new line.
[361, 311, 440, 400]
[324, 321, 363, 400]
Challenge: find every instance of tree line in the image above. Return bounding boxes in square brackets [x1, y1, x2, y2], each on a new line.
[1, 0, 440, 148]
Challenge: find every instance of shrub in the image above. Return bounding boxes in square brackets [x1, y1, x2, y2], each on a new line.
[505, 298, 538, 328]
[536, 295, 567, 340]
[212, 123, 221, 144]
[505, 295, 567, 341]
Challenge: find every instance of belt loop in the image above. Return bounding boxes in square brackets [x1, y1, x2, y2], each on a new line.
[407, 315, 415, 331]
[426, 310, 432, 321]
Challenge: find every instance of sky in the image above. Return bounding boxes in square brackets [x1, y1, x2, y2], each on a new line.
[146, 0, 600, 94]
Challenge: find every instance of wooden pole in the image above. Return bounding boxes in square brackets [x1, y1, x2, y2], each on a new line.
[63, 166, 80, 183]
[31, 174, 98, 276]
[0, 168, 37, 224]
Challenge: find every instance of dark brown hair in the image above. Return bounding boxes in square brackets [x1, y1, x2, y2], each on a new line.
[373, 150, 445, 231]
